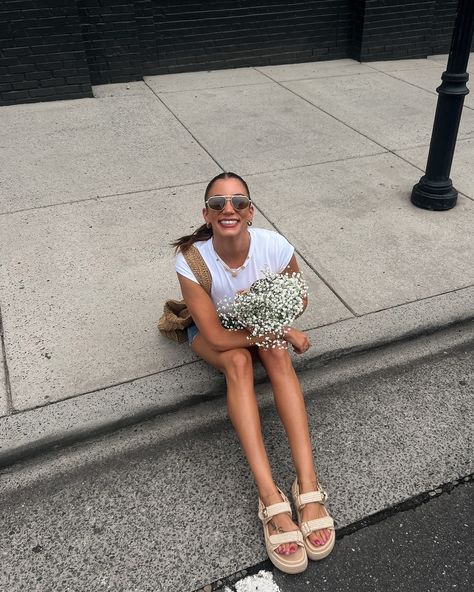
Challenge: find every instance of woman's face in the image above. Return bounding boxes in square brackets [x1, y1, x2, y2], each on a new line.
[202, 177, 254, 239]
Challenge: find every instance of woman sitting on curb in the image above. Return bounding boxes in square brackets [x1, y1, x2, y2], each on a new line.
[173, 171, 335, 573]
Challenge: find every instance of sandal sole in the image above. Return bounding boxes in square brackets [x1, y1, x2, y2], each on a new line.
[268, 552, 308, 574]
[291, 478, 336, 562]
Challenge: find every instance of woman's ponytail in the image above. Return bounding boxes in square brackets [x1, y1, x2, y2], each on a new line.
[171, 223, 213, 253]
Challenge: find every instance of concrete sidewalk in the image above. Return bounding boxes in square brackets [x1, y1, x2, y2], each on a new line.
[0, 55, 473, 466]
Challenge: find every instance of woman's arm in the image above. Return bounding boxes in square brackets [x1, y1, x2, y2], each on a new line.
[280, 254, 311, 354]
[178, 253, 309, 354]
[177, 273, 280, 352]
[281, 254, 308, 315]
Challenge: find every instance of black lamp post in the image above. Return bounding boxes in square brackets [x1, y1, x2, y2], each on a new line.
[411, 0, 474, 210]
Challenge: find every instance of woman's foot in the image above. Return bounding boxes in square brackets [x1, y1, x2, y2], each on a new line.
[260, 490, 300, 556]
[298, 479, 332, 547]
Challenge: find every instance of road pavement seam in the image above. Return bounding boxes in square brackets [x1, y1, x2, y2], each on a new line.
[252, 66, 381, 83]
[7, 294, 473, 420]
[198, 474, 474, 592]
[379, 69, 474, 113]
[259, 70, 464, 177]
[330, 283, 474, 319]
[241, 149, 390, 178]
[152, 80, 274, 94]
[0, 305, 13, 414]
[249, 202, 358, 316]
[0, 152, 471, 218]
[364, 63, 443, 74]
[0, 178, 213, 218]
[1, 313, 472, 471]
[143, 79, 226, 173]
[0, 150, 395, 218]
[255, 69, 394, 154]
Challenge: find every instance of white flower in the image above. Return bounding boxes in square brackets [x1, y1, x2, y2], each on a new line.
[217, 270, 308, 348]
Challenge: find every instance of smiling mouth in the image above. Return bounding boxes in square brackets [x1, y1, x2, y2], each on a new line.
[218, 219, 239, 227]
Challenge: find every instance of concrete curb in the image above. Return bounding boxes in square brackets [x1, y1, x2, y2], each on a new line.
[1, 285, 473, 468]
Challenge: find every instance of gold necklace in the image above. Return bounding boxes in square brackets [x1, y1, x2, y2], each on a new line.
[213, 237, 252, 278]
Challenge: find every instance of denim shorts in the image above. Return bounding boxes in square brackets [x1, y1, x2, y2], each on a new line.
[187, 323, 199, 346]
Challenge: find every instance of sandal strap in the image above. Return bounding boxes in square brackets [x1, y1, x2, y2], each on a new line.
[301, 516, 334, 537]
[260, 500, 292, 521]
[297, 490, 327, 507]
[268, 530, 304, 550]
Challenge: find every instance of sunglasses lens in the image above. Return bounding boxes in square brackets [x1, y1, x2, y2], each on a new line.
[232, 196, 250, 209]
[207, 195, 250, 210]
[207, 197, 226, 210]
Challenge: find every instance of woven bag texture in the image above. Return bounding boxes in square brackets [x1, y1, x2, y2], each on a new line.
[158, 245, 212, 343]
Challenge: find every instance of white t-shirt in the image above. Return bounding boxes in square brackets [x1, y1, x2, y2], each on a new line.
[175, 227, 294, 309]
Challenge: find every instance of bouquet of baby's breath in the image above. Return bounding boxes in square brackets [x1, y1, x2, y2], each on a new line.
[217, 269, 308, 348]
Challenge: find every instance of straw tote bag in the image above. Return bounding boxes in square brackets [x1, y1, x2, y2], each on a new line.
[158, 245, 212, 343]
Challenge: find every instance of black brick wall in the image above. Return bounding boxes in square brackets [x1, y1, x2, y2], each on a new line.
[0, 0, 471, 106]
[431, 0, 459, 55]
[77, 0, 143, 85]
[0, 0, 92, 106]
[153, 1, 352, 74]
[354, 0, 474, 61]
[354, 0, 437, 61]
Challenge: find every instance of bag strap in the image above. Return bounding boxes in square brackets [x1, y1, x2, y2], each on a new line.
[183, 245, 212, 295]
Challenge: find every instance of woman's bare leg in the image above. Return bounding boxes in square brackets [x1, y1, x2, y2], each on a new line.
[258, 347, 332, 546]
[191, 334, 299, 555]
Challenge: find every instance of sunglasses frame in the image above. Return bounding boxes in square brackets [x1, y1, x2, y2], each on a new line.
[205, 194, 252, 211]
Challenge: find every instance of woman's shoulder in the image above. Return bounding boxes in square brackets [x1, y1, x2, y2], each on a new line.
[250, 227, 291, 245]
[175, 238, 212, 263]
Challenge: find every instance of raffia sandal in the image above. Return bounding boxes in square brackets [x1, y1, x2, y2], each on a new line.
[257, 486, 308, 574]
[291, 478, 336, 560]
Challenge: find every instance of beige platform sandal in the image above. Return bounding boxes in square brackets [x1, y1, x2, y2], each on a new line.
[257, 486, 308, 574]
[291, 478, 335, 560]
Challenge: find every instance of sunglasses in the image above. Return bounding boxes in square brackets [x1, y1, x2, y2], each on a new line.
[205, 194, 252, 211]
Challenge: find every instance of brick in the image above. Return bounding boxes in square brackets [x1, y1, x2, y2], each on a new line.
[25, 71, 54, 80]
[28, 86, 59, 97]
[65, 75, 90, 84]
[52, 68, 79, 77]
[0, 56, 20, 67]
[12, 79, 38, 90]
[3, 73, 25, 82]
[35, 61, 63, 71]
[7, 64, 34, 73]
[2, 46, 31, 57]
[51, 84, 88, 94]
[1, 89, 29, 101]
[39, 77, 66, 87]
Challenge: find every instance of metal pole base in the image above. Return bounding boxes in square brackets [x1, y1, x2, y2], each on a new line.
[411, 176, 458, 211]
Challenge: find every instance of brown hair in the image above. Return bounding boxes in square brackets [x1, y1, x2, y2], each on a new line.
[172, 171, 250, 253]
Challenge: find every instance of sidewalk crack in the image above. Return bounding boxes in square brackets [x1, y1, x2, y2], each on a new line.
[250, 204, 358, 316]
[143, 79, 225, 173]
[0, 304, 14, 414]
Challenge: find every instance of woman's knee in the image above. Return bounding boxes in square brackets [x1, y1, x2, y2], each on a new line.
[259, 346, 292, 369]
[221, 348, 253, 381]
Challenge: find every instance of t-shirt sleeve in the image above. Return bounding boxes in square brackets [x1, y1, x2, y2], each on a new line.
[175, 251, 199, 284]
[274, 233, 295, 272]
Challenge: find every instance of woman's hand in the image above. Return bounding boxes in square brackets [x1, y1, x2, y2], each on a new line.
[283, 328, 311, 354]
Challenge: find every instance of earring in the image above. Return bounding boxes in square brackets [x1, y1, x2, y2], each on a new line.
[247, 220, 253, 226]
[206, 223, 211, 229]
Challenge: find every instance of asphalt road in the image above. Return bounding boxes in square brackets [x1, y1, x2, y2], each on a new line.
[0, 337, 473, 592]
[213, 479, 473, 592]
